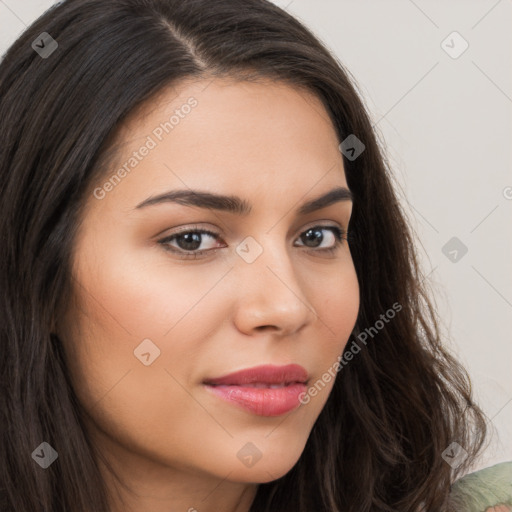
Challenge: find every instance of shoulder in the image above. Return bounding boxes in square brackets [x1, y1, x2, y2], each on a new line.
[446, 462, 512, 512]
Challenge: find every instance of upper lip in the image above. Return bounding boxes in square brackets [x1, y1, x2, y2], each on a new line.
[203, 364, 309, 386]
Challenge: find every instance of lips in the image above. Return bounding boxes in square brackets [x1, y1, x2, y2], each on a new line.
[203, 364, 309, 417]
[203, 363, 308, 386]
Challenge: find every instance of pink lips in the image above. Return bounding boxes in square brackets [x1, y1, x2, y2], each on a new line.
[203, 364, 308, 417]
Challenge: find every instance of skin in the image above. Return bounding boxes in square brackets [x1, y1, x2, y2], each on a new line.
[57, 78, 360, 512]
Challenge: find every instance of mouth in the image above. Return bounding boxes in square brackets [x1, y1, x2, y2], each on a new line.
[202, 364, 309, 417]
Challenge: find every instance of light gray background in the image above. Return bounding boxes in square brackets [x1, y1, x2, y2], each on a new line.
[1, 0, 510, 472]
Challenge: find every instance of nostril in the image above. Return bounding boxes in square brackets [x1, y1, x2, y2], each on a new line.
[255, 325, 277, 331]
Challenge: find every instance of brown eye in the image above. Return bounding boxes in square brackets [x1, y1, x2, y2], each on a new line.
[159, 228, 223, 258]
[158, 224, 347, 260]
[295, 226, 346, 252]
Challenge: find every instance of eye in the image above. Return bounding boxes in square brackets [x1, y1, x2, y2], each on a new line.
[159, 227, 222, 258]
[158, 224, 348, 259]
[294, 225, 347, 254]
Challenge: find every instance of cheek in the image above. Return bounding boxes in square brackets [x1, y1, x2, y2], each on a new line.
[60, 258, 229, 469]
[313, 261, 360, 352]
[72, 239, 229, 339]
[62, 242, 232, 414]
[300, 262, 359, 406]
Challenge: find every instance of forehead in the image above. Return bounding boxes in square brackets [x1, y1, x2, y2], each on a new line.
[123, 77, 339, 149]
[91, 78, 348, 211]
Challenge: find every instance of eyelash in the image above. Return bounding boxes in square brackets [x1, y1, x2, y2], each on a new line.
[158, 224, 350, 259]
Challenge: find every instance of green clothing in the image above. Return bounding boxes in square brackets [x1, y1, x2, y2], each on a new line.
[448, 462, 512, 511]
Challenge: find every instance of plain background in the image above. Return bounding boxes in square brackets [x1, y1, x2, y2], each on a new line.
[0, 0, 510, 472]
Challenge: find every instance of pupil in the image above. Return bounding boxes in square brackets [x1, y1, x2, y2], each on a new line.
[179, 232, 202, 250]
[303, 228, 323, 247]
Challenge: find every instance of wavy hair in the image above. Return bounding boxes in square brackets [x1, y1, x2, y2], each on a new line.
[0, 0, 488, 510]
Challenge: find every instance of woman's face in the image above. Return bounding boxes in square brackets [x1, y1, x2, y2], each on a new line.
[58, 78, 359, 488]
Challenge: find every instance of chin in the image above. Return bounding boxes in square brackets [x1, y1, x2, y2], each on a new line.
[223, 446, 305, 484]
[227, 464, 297, 484]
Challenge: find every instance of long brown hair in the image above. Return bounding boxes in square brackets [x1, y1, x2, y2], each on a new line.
[0, 1, 488, 511]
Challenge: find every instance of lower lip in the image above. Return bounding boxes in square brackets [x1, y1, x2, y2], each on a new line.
[204, 383, 307, 416]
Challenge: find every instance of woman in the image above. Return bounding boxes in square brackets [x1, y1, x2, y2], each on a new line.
[0, 0, 502, 510]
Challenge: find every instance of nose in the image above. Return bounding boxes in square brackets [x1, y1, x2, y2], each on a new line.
[231, 237, 317, 337]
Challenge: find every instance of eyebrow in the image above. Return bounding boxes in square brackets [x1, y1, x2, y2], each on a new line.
[134, 186, 353, 216]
